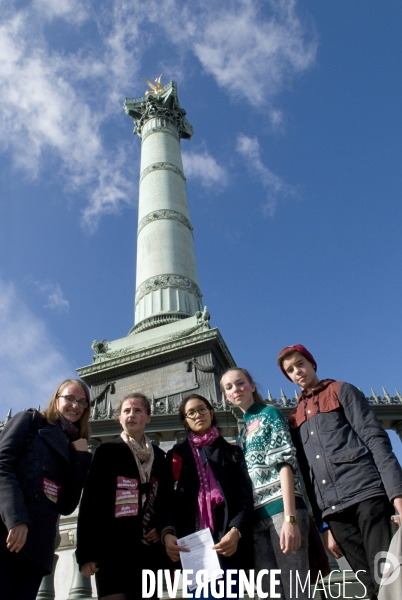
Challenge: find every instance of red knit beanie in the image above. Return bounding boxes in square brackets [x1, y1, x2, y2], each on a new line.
[277, 344, 317, 381]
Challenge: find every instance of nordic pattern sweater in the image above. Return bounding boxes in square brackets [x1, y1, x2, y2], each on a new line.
[237, 402, 304, 513]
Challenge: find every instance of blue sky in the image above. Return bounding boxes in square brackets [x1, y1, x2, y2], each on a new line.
[1, 0, 401, 458]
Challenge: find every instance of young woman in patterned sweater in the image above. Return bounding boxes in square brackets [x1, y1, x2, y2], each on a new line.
[220, 368, 310, 600]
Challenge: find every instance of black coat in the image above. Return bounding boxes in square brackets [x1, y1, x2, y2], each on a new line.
[76, 437, 166, 571]
[0, 409, 92, 573]
[162, 437, 254, 570]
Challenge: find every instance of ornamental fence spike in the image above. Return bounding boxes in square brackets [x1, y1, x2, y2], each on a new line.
[395, 389, 402, 404]
[280, 389, 288, 407]
[382, 387, 393, 404]
[371, 388, 380, 404]
[5, 408, 12, 423]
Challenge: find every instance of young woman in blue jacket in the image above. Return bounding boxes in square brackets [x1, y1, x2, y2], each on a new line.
[0, 379, 92, 600]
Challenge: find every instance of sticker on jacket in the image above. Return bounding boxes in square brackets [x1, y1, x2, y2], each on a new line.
[115, 503, 139, 518]
[116, 476, 139, 489]
[115, 489, 139, 505]
[115, 477, 139, 517]
[42, 478, 61, 503]
[246, 418, 261, 436]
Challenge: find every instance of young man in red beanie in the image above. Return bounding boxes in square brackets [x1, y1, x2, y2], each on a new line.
[277, 344, 402, 600]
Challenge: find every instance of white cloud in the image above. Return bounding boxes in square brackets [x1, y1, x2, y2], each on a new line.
[98, 0, 149, 106]
[0, 1, 137, 231]
[31, 280, 70, 312]
[145, 0, 317, 112]
[236, 133, 297, 216]
[33, 0, 88, 24]
[182, 150, 228, 188]
[270, 109, 284, 128]
[0, 278, 75, 418]
[0, 0, 315, 230]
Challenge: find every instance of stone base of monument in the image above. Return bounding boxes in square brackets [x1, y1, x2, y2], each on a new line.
[77, 315, 238, 444]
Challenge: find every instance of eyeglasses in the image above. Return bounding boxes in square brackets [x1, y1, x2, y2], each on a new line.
[58, 394, 88, 409]
[185, 406, 210, 419]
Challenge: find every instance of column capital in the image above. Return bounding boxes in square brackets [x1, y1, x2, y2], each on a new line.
[124, 80, 193, 140]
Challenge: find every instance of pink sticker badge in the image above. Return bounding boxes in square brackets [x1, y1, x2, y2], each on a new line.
[117, 476, 139, 489]
[115, 503, 139, 518]
[115, 489, 139, 505]
[114, 482, 139, 517]
[42, 478, 61, 503]
[246, 418, 261, 436]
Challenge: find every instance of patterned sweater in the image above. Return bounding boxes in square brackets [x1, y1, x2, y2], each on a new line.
[237, 402, 304, 514]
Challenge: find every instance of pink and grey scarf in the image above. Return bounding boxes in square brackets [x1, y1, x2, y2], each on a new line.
[188, 426, 224, 532]
[120, 431, 154, 484]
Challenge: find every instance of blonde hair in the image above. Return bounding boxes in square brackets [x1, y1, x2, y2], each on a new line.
[42, 379, 91, 440]
[220, 367, 267, 405]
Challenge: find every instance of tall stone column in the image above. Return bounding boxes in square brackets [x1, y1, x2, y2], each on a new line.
[124, 80, 203, 334]
[392, 421, 402, 443]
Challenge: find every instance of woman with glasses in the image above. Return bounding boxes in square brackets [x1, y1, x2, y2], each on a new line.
[76, 393, 166, 600]
[0, 379, 92, 600]
[161, 393, 254, 599]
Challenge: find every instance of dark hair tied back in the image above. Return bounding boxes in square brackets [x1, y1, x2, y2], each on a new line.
[179, 393, 217, 429]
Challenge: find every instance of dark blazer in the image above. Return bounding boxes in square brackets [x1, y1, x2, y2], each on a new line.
[162, 436, 254, 570]
[76, 437, 166, 570]
[0, 409, 92, 573]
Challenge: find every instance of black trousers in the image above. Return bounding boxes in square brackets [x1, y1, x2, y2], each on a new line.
[326, 495, 394, 600]
[0, 550, 45, 600]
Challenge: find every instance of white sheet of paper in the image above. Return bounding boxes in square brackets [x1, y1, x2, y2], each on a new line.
[177, 528, 222, 591]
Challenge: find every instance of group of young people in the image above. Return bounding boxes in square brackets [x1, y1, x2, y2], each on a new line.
[1, 344, 401, 600]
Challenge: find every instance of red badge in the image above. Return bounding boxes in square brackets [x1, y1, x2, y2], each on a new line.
[115, 489, 139, 505]
[117, 476, 138, 489]
[42, 478, 61, 503]
[115, 503, 138, 518]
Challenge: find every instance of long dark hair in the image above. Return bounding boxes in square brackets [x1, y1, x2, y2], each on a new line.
[180, 394, 242, 462]
[178, 393, 217, 430]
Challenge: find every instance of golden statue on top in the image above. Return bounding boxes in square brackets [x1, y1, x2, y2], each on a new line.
[143, 74, 164, 95]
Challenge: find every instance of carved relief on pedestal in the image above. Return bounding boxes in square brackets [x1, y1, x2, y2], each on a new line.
[91, 339, 109, 355]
